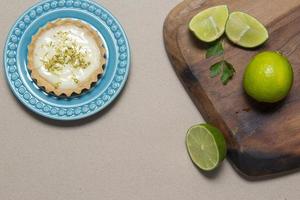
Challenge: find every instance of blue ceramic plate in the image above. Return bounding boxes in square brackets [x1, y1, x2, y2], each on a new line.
[3, 0, 130, 120]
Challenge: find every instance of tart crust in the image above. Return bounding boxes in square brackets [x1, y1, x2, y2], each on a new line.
[28, 19, 106, 97]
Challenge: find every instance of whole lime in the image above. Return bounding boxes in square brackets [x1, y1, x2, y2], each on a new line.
[243, 51, 293, 103]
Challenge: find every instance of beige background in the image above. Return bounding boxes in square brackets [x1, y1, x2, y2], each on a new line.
[0, 0, 299, 199]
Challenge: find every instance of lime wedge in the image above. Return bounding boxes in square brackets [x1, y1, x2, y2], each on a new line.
[189, 5, 229, 42]
[225, 11, 269, 48]
[186, 124, 227, 171]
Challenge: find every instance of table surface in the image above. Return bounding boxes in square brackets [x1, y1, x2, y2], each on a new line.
[0, 1, 299, 200]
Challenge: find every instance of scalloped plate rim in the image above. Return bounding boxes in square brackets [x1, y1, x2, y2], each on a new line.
[3, 0, 131, 121]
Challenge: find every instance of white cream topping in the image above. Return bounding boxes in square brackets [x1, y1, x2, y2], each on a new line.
[32, 24, 102, 90]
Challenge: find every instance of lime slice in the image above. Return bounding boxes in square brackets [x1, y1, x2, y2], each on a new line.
[186, 124, 227, 171]
[189, 5, 229, 42]
[225, 11, 268, 48]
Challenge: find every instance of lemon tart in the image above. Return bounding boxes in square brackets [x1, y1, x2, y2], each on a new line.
[28, 19, 106, 97]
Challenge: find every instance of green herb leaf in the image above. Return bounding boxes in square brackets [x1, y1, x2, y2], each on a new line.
[206, 40, 224, 58]
[220, 61, 235, 85]
[209, 60, 235, 85]
[206, 39, 235, 85]
[210, 61, 224, 77]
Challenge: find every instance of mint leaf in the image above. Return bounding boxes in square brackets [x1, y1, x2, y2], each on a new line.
[220, 61, 235, 85]
[210, 61, 224, 77]
[210, 60, 235, 85]
[206, 40, 235, 85]
[206, 40, 224, 58]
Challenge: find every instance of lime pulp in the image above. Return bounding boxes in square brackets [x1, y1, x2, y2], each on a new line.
[225, 11, 268, 48]
[186, 124, 227, 171]
[189, 5, 229, 42]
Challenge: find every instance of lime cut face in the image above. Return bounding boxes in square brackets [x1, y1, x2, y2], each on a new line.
[186, 124, 227, 171]
[189, 5, 229, 42]
[225, 11, 268, 48]
[243, 51, 294, 103]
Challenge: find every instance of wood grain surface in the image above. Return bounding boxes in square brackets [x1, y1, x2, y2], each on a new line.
[163, 0, 300, 177]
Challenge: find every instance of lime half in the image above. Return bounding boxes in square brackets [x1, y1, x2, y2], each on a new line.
[225, 11, 268, 48]
[189, 5, 229, 42]
[186, 124, 227, 171]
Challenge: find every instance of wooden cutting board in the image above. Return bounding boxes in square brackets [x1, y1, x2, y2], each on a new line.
[164, 0, 300, 178]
